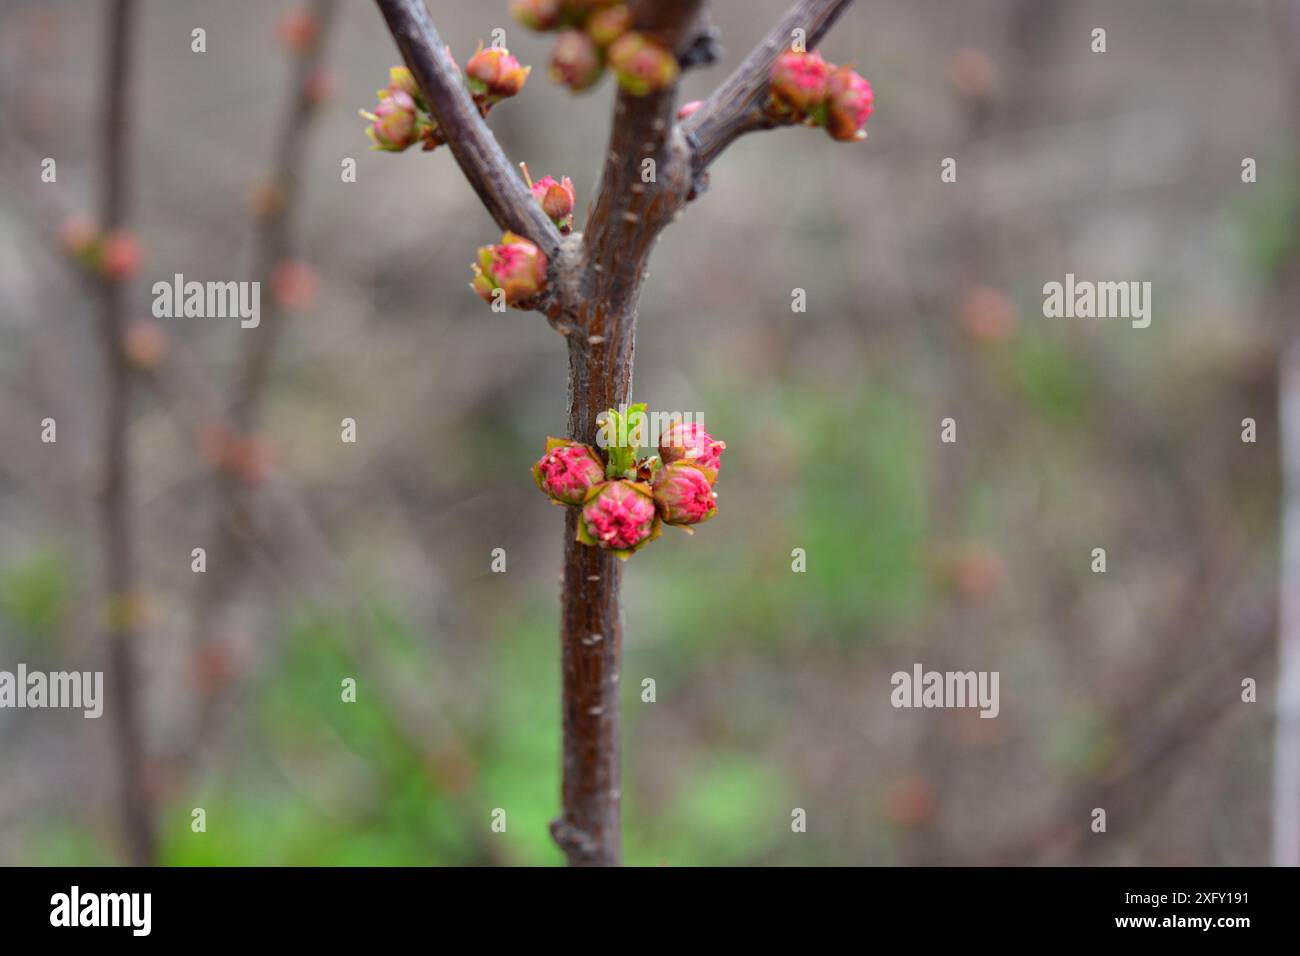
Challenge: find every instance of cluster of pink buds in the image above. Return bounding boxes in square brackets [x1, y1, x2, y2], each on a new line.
[512, 1, 676, 96]
[521, 162, 576, 233]
[361, 43, 530, 152]
[59, 214, 142, 281]
[471, 231, 549, 307]
[769, 49, 874, 141]
[534, 405, 726, 560]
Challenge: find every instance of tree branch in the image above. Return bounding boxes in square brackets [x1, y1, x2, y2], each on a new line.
[583, 0, 703, 291]
[682, 0, 856, 172]
[95, 0, 156, 867]
[373, 0, 563, 262]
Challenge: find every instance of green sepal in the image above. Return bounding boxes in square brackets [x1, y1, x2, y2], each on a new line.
[602, 403, 647, 478]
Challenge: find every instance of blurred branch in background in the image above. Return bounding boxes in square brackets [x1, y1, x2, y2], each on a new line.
[92, 0, 155, 867]
[189, 0, 340, 776]
[1269, 0, 1300, 870]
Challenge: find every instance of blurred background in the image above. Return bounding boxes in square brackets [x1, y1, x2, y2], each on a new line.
[0, 0, 1295, 865]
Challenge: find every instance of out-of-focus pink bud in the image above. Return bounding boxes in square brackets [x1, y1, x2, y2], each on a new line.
[587, 4, 632, 47]
[246, 179, 284, 221]
[303, 65, 337, 107]
[885, 775, 937, 828]
[769, 48, 832, 117]
[652, 460, 718, 528]
[530, 175, 576, 233]
[577, 480, 660, 558]
[123, 318, 169, 370]
[271, 259, 318, 311]
[466, 43, 532, 105]
[607, 32, 679, 96]
[677, 99, 703, 121]
[958, 285, 1017, 344]
[100, 230, 142, 280]
[361, 88, 420, 151]
[942, 543, 1006, 604]
[511, 0, 564, 31]
[59, 214, 100, 259]
[948, 47, 998, 102]
[470, 232, 549, 307]
[275, 7, 319, 56]
[201, 423, 271, 486]
[550, 28, 604, 92]
[659, 420, 725, 475]
[533, 437, 606, 505]
[825, 66, 874, 141]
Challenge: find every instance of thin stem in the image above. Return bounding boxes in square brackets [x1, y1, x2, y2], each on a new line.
[373, 0, 563, 260]
[682, 0, 855, 171]
[95, 0, 155, 867]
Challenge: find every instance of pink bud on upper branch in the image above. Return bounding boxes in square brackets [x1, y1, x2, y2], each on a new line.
[550, 28, 603, 92]
[471, 231, 549, 307]
[361, 43, 530, 153]
[607, 32, 679, 96]
[769, 49, 874, 141]
[466, 42, 532, 107]
[521, 162, 577, 234]
[517, 1, 676, 96]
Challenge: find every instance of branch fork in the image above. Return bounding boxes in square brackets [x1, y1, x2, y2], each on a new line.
[374, 0, 859, 865]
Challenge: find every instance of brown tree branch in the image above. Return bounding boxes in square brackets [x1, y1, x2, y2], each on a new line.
[546, 0, 706, 868]
[682, 0, 855, 172]
[373, 0, 564, 264]
[371, 0, 859, 867]
[94, 0, 155, 867]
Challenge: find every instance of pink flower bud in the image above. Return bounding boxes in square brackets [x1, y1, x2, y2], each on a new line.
[361, 88, 419, 151]
[677, 99, 703, 121]
[530, 175, 576, 233]
[303, 66, 337, 107]
[769, 49, 832, 118]
[587, 4, 632, 47]
[825, 66, 874, 141]
[123, 318, 169, 371]
[271, 260, 318, 311]
[511, 0, 564, 31]
[550, 29, 603, 92]
[466, 43, 532, 105]
[100, 230, 142, 280]
[275, 6, 319, 56]
[533, 438, 605, 505]
[578, 480, 660, 557]
[958, 285, 1016, 344]
[470, 231, 549, 307]
[658, 421, 725, 474]
[652, 460, 718, 528]
[608, 32, 679, 96]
